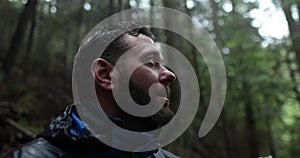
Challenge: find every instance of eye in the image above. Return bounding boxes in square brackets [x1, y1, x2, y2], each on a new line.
[128, 28, 141, 36]
[146, 57, 160, 69]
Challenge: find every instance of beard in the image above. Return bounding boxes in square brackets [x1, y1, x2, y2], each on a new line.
[115, 78, 174, 132]
[112, 63, 175, 131]
[129, 79, 174, 131]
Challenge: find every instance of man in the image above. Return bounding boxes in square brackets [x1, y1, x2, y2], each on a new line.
[4, 22, 179, 158]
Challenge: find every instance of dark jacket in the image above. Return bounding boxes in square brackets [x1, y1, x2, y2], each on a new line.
[4, 105, 179, 158]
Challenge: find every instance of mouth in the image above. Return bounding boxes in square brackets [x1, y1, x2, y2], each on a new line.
[146, 83, 171, 108]
[162, 97, 170, 107]
[155, 86, 170, 107]
[154, 96, 170, 108]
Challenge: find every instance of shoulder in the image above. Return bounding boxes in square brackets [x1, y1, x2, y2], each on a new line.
[3, 138, 68, 158]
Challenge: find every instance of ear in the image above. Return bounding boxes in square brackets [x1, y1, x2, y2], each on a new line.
[91, 58, 113, 90]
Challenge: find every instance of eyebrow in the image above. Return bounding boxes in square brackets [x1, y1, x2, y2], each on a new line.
[141, 49, 164, 63]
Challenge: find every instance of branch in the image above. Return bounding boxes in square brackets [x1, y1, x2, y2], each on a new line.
[5, 118, 35, 139]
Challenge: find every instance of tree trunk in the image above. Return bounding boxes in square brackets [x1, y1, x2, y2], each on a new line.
[266, 121, 276, 158]
[74, 1, 84, 51]
[208, 0, 224, 43]
[2, 0, 37, 76]
[124, 0, 131, 10]
[150, 0, 154, 26]
[220, 111, 236, 158]
[281, 1, 300, 74]
[275, 0, 300, 104]
[108, 0, 114, 16]
[183, 0, 205, 107]
[23, 0, 38, 75]
[243, 81, 259, 158]
[162, 0, 181, 50]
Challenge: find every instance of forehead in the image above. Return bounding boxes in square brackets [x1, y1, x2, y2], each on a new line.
[123, 34, 162, 59]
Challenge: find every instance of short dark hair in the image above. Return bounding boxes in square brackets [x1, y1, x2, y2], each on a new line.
[74, 22, 154, 75]
[101, 23, 155, 65]
[73, 22, 154, 100]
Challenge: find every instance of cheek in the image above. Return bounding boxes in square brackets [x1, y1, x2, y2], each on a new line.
[130, 66, 158, 88]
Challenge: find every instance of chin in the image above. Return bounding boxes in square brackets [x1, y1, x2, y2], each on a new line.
[150, 106, 174, 129]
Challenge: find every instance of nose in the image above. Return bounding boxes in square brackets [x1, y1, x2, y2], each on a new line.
[159, 66, 176, 86]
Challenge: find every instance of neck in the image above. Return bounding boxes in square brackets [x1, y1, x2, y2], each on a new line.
[96, 88, 161, 132]
[96, 87, 123, 117]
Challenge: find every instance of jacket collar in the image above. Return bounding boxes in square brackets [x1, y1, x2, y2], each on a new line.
[37, 104, 161, 157]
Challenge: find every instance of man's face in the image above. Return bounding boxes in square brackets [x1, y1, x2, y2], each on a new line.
[116, 33, 176, 130]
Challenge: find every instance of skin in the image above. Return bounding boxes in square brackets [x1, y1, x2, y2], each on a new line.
[92, 33, 176, 131]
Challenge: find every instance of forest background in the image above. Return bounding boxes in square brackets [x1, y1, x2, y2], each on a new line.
[1, 0, 300, 157]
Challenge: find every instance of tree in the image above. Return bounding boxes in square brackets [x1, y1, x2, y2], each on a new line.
[2, 0, 37, 76]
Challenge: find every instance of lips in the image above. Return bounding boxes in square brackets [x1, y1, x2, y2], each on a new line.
[154, 85, 170, 107]
[162, 97, 170, 107]
[154, 96, 169, 109]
